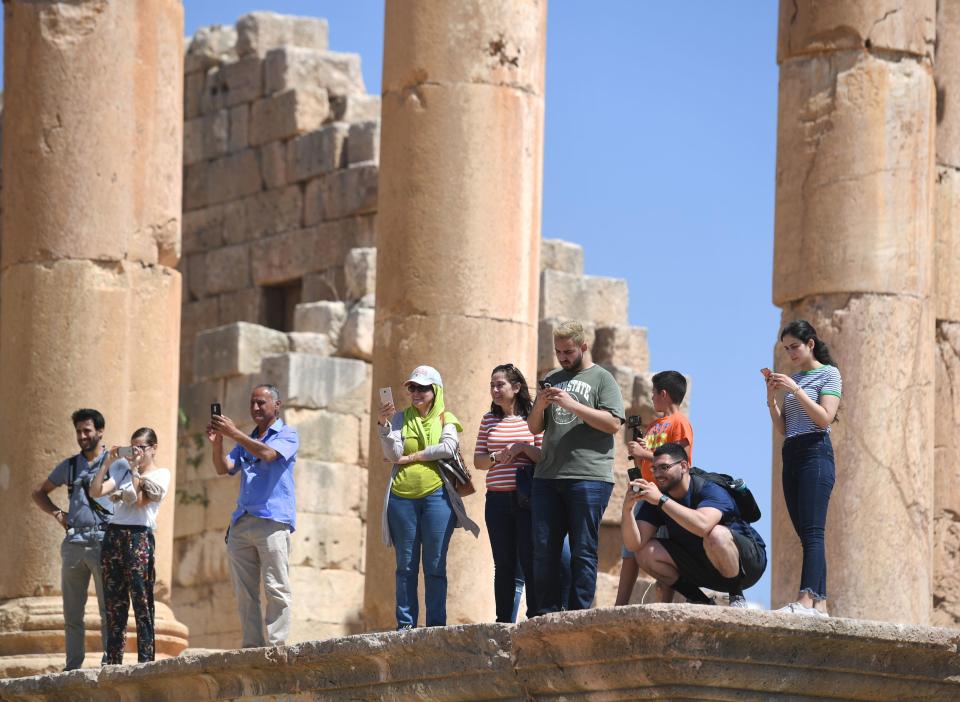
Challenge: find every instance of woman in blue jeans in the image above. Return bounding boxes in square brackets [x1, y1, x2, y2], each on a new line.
[377, 365, 479, 629]
[765, 320, 841, 617]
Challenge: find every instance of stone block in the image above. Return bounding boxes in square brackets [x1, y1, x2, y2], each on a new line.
[249, 88, 330, 146]
[173, 529, 232, 588]
[290, 513, 363, 570]
[289, 566, 364, 625]
[938, 0, 960, 169]
[184, 253, 205, 300]
[183, 205, 225, 254]
[293, 300, 347, 338]
[347, 121, 380, 165]
[304, 164, 378, 222]
[264, 47, 365, 97]
[539, 270, 629, 327]
[260, 354, 370, 414]
[201, 57, 263, 113]
[540, 238, 584, 275]
[184, 149, 263, 210]
[537, 318, 596, 377]
[222, 185, 303, 245]
[936, 167, 960, 322]
[185, 23, 238, 74]
[172, 478, 207, 539]
[204, 475, 240, 531]
[203, 243, 251, 295]
[228, 104, 249, 152]
[259, 140, 287, 190]
[236, 12, 329, 58]
[935, 322, 960, 624]
[285, 409, 362, 463]
[223, 373, 262, 434]
[286, 123, 349, 182]
[344, 247, 376, 301]
[288, 331, 333, 356]
[218, 287, 266, 327]
[296, 462, 366, 516]
[194, 322, 290, 381]
[593, 325, 649, 372]
[330, 94, 381, 123]
[184, 71, 205, 121]
[183, 110, 229, 166]
[179, 378, 225, 432]
[338, 305, 374, 362]
[250, 227, 323, 286]
[302, 268, 346, 303]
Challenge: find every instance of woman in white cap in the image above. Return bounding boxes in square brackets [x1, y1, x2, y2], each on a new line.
[377, 365, 479, 629]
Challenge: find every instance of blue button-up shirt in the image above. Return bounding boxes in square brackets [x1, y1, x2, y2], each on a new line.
[227, 419, 299, 530]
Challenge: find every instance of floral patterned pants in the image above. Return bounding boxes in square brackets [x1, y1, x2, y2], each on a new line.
[101, 525, 155, 664]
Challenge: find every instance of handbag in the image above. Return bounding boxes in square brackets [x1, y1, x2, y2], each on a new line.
[437, 412, 477, 497]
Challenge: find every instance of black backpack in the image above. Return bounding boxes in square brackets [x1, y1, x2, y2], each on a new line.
[689, 466, 761, 524]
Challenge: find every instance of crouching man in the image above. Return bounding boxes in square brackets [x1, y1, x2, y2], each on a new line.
[621, 442, 766, 607]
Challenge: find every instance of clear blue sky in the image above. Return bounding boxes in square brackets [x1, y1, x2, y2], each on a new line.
[2, 2, 782, 605]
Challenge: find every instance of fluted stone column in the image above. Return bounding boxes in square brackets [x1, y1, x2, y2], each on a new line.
[933, 0, 960, 628]
[0, 0, 188, 675]
[771, 0, 936, 624]
[364, 0, 546, 629]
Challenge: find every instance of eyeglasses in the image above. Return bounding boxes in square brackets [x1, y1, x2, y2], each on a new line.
[407, 384, 432, 393]
[651, 459, 683, 473]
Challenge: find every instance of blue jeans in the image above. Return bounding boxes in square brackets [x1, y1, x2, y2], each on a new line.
[532, 478, 613, 614]
[387, 488, 456, 628]
[782, 432, 835, 600]
[485, 491, 527, 622]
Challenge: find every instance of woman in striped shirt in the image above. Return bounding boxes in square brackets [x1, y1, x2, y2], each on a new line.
[766, 320, 842, 617]
[474, 363, 543, 622]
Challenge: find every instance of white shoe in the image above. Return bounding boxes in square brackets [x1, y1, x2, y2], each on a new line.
[728, 595, 748, 608]
[775, 602, 828, 617]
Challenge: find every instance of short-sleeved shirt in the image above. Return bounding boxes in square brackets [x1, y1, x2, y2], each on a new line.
[637, 478, 764, 553]
[638, 412, 694, 481]
[536, 364, 626, 483]
[475, 413, 544, 491]
[106, 461, 171, 530]
[227, 419, 299, 530]
[784, 365, 842, 438]
[48, 450, 114, 543]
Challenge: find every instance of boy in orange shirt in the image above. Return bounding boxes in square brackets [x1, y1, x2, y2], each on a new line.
[615, 370, 693, 605]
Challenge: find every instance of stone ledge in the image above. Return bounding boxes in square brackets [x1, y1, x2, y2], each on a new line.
[2, 605, 958, 700]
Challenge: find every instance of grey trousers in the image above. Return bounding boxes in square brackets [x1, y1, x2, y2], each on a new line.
[227, 514, 292, 647]
[61, 538, 108, 670]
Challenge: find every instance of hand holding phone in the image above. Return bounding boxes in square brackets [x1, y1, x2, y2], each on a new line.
[760, 368, 772, 379]
[627, 466, 642, 492]
[118, 446, 135, 459]
[211, 402, 222, 416]
[379, 387, 394, 407]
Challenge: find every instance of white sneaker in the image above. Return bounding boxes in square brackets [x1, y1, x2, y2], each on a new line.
[728, 595, 748, 608]
[775, 602, 828, 617]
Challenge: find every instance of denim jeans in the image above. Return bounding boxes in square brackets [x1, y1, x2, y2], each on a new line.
[387, 487, 456, 628]
[531, 478, 613, 613]
[485, 491, 527, 622]
[782, 432, 835, 600]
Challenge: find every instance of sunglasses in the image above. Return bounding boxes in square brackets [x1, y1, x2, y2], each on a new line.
[407, 383, 432, 393]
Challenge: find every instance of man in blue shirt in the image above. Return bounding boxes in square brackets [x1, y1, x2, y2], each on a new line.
[620, 442, 766, 607]
[207, 384, 299, 647]
[31, 408, 115, 670]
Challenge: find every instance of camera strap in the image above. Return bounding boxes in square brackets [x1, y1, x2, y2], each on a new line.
[67, 453, 112, 527]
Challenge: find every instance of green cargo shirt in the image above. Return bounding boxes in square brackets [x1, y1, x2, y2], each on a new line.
[535, 364, 625, 482]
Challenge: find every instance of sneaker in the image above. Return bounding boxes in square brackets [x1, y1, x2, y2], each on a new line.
[775, 602, 828, 617]
[728, 594, 748, 608]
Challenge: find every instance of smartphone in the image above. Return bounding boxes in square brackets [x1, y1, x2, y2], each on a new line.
[211, 402, 222, 416]
[761, 368, 772, 378]
[627, 466, 642, 493]
[538, 380, 551, 390]
[379, 387, 394, 407]
[118, 446, 135, 459]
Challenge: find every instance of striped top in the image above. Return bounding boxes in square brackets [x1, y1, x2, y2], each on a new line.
[475, 413, 543, 491]
[783, 365, 842, 438]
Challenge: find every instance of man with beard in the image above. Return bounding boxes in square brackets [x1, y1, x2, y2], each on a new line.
[528, 320, 624, 613]
[32, 408, 114, 670]
[621, 442, 767, 607]
[207, 384, 299, 647]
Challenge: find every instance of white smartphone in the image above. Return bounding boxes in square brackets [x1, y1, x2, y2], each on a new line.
[379, 387, 394, 407]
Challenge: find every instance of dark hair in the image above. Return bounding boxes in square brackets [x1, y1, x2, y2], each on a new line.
[72, 408, 105, 431]
[652, 371, 687, 404]
[780, 320, 839, 371]
[131, 427, 158, 446]
[489, 364, 534, 419]
[653, 441, 688, 463]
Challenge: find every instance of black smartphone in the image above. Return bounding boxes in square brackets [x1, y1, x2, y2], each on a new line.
[211, 402, 222, 416]
[538, 380, 551, 390]
[627, 467, 642, 482]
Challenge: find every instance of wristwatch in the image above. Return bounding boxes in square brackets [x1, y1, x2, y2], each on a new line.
[658, 494, 670, 507]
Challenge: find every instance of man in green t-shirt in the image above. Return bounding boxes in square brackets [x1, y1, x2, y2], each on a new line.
[528, 321, 625, 613]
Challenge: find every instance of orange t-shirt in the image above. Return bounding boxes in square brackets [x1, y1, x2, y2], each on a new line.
[636, 412, 693, 481]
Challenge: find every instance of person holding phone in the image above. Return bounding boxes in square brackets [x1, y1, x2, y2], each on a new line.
[474, 363, 543, 622]
[765, 320, 841, 617]
[377, 365, 478, 629]
[89, 427, 170, 664]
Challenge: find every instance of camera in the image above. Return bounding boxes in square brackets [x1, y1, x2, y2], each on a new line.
[627, 415, 643, 439]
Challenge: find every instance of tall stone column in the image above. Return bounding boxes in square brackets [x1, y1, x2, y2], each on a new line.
[0, 1, 188, 675]
[364, 0, 546, 629]
[771, 1, 936, 624]
[933, 1, 960, 628]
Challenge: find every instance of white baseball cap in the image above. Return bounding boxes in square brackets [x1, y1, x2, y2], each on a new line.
[404, 365, 443, 388]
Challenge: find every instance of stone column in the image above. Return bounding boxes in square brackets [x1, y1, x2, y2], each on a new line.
[933, 1, 960, 628]
[771, 0, 936, 624]
[0, 0, 188, 674]
[364, 0, 546, 629]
